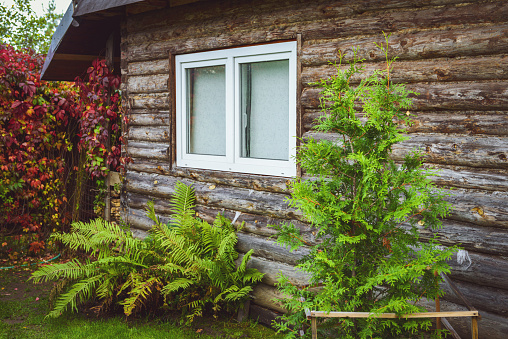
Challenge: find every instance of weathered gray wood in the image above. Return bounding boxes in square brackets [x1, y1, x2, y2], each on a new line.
[125, 192, 316, 242]
[301, 55, 508, 86]
[127, 59, 169, 76]
[416, 298, 508, 339]
[302, 24, 508, 66]
[249, 304, 282, 328]
[169, 167, 290, 194]
[447, 250, 508, 291]
[237, 232, 310, 266]
[425, 165, 508, 192]
[125, 141, 169, 160]
[128, 126, 170, 142]
[237, 254, 311, 287]
[302, 82, 508, 111]
[125, 171, 300, 220]
[129, 92, 169, 109]
[304, 131, 508, 169]
[251, 283, 289, 314]
[303, 109, 508, 136]
[126, 158, 171, 175]
[441, 279, 508, 316]
[127, 73, 169, 93]
[409, 220, 508, 256]
[129, 112, 170, 126]
[444, 188, 508, 229]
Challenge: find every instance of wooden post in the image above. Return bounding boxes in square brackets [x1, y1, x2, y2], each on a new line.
[435, 271, 441, 330]
[105, 32, 114, 222]
[311, 316, 317, 339]
[471, 316, 478, 339]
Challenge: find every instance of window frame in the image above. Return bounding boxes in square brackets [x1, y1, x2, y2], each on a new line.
[175, 41, 297, 177]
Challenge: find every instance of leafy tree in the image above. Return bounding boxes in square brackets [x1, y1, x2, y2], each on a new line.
[0, 0, 62, 53]
[273, 36, 457, 338]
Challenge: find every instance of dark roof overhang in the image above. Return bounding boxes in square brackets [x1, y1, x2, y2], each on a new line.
[40, 0, 155, 81]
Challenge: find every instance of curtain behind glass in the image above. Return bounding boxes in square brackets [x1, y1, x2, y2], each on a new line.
[186, 65, 226, 156]
[240, 60, 289, 161]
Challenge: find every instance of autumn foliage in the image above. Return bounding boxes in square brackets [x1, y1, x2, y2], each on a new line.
[0, 44, 124, 253]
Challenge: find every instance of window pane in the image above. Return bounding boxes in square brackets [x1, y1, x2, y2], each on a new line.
[240, 60, 289, 161]
[186, 65, 226, 156]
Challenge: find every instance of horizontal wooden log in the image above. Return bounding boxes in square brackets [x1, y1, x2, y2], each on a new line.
[444, 188, 508, 229]
[447, 250, 508, 291]
[302, 82, 508, 111]
[304, 131, 508, 169]
[410, 220, 508, 256]
[302, 24, 508, 66]
[127, 59, 169, 76]
[125, 171, 300, 220]
[169, 167, 290, 194]
[303, 109, 508, 136]
[249, 304, 282, 328]
[441, 279, 508, 316]
[301, 55, 508, 86]
[125, 192, 316, 242]
[126, 158, 171, 175]
[251, 283, 288, 314]
[129, 92, 169, 109]
[237, 254, 311, 287]
[126, 0, 482, 43]
[237, 232, 310, 266]
[425, 165, 508, 192]
[125, 141, 169, 160]
[127, 73, 169, 93]
[128, 111, 170, 126]
[128, 126, 170, 142]
[416, 297, 508, 339]
[310, 311, 478, 319]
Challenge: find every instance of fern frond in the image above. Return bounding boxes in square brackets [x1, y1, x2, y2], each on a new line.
[121, 276, 162, 317]
[169, 182, 195, 227]
[30, 259, 96, 283]
[47, 274, 104, 318]
[161, 278, 195, 295]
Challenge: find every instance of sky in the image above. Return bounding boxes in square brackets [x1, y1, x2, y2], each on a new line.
[1, 0, 70, 16]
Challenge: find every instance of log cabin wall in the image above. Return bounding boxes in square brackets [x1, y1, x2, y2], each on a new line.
[119, 0, 508, 337]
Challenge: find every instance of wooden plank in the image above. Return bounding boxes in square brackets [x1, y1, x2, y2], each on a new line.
[441, 279, 508, 316]
[302, 82, 508, 111]
[127, 73, 168, 93]
[416, 297, 508, 339]
[128, 126, 170, 142]
[125, 171, 300, 220]
[309, 311, 478, 318]
[126, 158, 171, 174]
[304, 131, 508, 169]
[302, 24, 508, 66]
[301, 55, 508, 86]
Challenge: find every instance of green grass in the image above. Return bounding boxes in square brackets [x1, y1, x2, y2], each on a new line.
[0, 268, 283, 339]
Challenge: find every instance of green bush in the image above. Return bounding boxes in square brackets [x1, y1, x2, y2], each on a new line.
[272, 36, 457, 338]
[31, 182, 263, 324]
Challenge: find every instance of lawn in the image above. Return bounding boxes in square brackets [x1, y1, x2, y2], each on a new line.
[0, 262, 283, 339]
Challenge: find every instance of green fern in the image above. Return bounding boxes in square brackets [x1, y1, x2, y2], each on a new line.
[31, 181, 263, 323]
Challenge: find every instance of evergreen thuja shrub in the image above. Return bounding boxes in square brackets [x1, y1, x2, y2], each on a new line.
[273, 38, 457, 338]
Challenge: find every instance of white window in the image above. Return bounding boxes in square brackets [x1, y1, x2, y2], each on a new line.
[175, 42, 297, 177]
